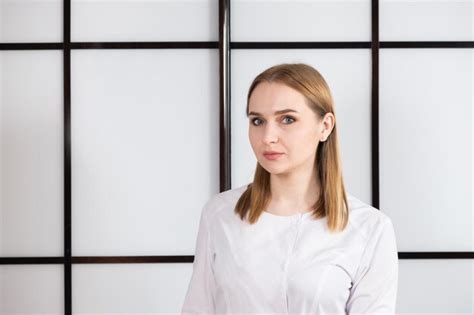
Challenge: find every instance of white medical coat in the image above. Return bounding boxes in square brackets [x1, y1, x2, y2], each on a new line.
[182, 184, 399, 314]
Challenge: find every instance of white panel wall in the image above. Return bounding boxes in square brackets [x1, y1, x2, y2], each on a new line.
[230, 49, 373, 205]
[0, 0, 62, 43]
[0, 265, 63, 314]
[72, 263, 192, 314]
[70, 49, 220, 256]
[0, 0, 473, 314]
[380, 0, 473, 41]
[71, 0, 218, 42]
[0, 51, 64, 257]
[379, 49, 473, 252]
[231, 0, 371, 41]
[397, 260, 473, 313]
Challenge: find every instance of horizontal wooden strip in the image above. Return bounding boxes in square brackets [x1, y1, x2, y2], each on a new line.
[1, 253, 473, 265]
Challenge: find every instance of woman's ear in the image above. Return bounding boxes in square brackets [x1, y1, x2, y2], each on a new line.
[319, 113, 335, 142]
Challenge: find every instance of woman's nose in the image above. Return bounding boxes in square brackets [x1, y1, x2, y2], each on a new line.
[262, 123, 279, 144]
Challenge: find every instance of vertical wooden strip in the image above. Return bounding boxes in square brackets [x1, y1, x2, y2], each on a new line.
[63, 0, 72, 314]
[371, 0, 380, 209]
[219, 0, 231, 192]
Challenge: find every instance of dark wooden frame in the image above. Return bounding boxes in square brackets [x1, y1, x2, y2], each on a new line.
[0, 0, 473, 314]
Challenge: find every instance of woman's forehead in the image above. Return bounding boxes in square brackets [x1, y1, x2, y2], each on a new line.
[248, 82, 309, 114]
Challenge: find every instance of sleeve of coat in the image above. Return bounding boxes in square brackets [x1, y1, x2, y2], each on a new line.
[181, 197, 217, 314]
[345, 217, 399, 315]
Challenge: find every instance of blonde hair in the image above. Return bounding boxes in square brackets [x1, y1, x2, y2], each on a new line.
[234, 63, 349, 233]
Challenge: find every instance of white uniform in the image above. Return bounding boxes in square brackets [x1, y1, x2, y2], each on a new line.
[182, 184, 399, 314]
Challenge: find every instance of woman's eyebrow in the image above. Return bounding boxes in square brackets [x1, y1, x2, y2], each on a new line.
[247, 109, 299, 117]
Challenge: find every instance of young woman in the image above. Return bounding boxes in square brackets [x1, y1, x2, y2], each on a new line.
[182, 63, 398, 314]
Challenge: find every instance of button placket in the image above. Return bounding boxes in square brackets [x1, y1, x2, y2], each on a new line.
[281, 213, 306, 313]
[283, 214, 305, 268]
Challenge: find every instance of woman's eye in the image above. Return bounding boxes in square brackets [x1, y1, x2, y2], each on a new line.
[282, 116, 295, 124]
[250, 116, 295, 126]
[251, 118, 263, 126]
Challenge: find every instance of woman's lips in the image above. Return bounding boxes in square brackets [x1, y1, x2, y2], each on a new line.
[263, 153, 284, 160]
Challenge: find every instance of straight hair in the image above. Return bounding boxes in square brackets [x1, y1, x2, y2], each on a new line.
[234, 63, 349, 233]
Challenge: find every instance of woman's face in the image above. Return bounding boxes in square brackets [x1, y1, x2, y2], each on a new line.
[248, 81, 329, 176]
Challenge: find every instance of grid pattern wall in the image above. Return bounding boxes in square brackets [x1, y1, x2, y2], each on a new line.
[0, 0, 472, 314]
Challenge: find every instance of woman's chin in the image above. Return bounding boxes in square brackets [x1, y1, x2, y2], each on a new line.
[260, 163, 288, 175]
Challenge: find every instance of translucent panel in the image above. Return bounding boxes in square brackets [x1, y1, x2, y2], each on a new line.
[71, 0, 218, 42]
[231, 0, 371, 42]
[72, 263, 192, 314]
[0, 0, 62, 43]
[380, 49, 473, 252]
[231, 49, 372, 205]
[0, 264, 63, 314]
[397, 260, 473, 313]
[71, 49, 219, 256]
[380, 0, 474, 41]
[0, 51, 63, 257]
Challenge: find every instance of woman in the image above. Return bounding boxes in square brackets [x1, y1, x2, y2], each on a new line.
[182, 63, 398, 314]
